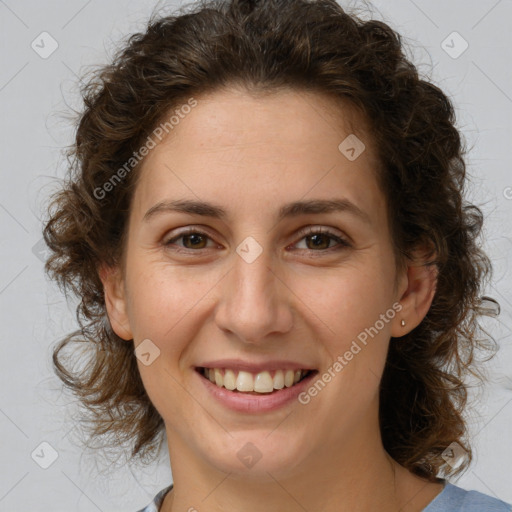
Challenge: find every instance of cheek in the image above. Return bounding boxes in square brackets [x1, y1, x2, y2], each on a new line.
[125, 262, 220, 374]
[126, 262, 200, 332]
[291, 259, 395, 341]
[127, 266, 203, 415]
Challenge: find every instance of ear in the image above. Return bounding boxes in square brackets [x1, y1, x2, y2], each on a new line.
[99, 264, 133, 341]
[391, 250, 438, 338]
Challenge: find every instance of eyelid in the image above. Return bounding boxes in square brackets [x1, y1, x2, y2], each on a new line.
[294, 225, 349, 244]
[163, 226, 219, 250]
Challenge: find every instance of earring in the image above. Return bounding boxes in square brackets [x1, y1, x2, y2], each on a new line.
[400, 319, 406, 327]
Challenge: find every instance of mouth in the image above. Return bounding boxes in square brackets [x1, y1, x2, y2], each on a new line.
[195, 367, 317, 395]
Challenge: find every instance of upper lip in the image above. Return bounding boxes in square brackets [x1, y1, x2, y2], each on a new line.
[195, 359, 317, 373]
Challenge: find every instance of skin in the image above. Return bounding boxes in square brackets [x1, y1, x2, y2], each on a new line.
[101, 87, 443, 511]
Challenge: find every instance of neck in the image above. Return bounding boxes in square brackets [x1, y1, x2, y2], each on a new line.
[161, 421, 443, 512]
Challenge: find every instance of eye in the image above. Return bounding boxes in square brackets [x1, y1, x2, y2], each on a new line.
[163, 227, 215, 251]
[163, 226, 351, 254]
[292, 226, 351, 252]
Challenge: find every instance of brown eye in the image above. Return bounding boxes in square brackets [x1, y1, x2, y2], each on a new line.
[305, 233, 332, 250]
[293, 227, 351, 252]
[181, 232, 208, 249]
[164, 229, 213, 251]
[163, 226, 351, 255]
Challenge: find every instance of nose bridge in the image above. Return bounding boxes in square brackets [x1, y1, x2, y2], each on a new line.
[214, 236, 292, 343]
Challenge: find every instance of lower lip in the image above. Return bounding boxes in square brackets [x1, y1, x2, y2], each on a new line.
[196, 369, 318, 413]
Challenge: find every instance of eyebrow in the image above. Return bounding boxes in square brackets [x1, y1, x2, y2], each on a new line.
[143, 198, 371, 225]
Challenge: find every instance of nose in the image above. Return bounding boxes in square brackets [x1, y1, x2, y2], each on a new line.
[213, 241, 294, 345]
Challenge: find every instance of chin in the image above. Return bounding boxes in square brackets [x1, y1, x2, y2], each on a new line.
[201, 430, 309, 481]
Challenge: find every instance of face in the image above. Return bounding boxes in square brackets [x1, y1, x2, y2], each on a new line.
[102, 87, 433, 482]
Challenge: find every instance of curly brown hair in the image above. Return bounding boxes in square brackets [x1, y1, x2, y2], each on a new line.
[42, 0, 498, 479]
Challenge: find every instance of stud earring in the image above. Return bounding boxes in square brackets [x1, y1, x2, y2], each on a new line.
[400, 319, 406, 327]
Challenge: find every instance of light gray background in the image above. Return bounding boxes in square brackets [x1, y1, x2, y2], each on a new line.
[0, 0, 511, 510]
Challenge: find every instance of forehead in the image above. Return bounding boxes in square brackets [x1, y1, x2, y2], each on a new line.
[155, 87, 372, 153]
[131, 87, 383, 220]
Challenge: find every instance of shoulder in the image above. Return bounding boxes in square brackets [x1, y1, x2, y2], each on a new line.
[132, 482, 511, 512]
[135, 484, 173, 512]
[424, 482, 511, 512]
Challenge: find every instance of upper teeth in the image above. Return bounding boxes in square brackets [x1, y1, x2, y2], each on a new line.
[203, 368, 308, 393]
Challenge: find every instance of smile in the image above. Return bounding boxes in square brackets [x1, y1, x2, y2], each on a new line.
[197, 367, 314, 394]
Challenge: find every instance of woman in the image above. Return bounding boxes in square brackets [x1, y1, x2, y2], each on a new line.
[42, 0, 511, 510]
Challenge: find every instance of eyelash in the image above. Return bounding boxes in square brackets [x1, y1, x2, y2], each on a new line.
[163, 226, 351, 255]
